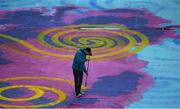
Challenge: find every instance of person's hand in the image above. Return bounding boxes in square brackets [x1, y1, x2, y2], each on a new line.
[86, 59, 90, 61]
[85, 71, 88, 76]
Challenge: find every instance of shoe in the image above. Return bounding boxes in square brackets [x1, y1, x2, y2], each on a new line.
[76, 93, 83, 98]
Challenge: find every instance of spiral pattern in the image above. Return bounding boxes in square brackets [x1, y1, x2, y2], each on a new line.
[38, 24, 149, 61]
[0, 76, 87, 108]
[0, 24, 149, 61]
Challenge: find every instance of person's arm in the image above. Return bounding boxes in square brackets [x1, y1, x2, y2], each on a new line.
[83, 64, 88, 76]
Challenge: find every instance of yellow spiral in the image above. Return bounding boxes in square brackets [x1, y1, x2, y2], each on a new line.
[0, 24, 149, 61]
[0, 76, 87, 108]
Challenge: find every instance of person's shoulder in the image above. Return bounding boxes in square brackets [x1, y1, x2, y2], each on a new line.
[78, 48, 84, 52]
[79, 48, 84, 51]
[75, 48, 83, 54]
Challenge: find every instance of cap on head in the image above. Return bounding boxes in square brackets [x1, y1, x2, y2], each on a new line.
[85, 47, 92, 56]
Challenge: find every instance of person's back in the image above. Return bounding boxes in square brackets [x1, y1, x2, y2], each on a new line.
[72, 48, 86, 72]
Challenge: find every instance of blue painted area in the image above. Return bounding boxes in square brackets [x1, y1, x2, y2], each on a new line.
[0, 37, 13, 45]
[73, 16, 122, 25]
[101, 101, 118, 107]
[89, 0, 104, 9]
[105, 0, 113, 5]
[138, 28, 164, 42]
[2, 88, 26, 98]
[55, 6, 78, 17]
[104, 8, 144, 15]
[0, 51, 13, 65]
[73, 16, 148, 28]
[44, 36, 60, 47]
[122, 17, 147, 28]
[132, 35, 142, 43]
[0, 0, 66, 10]
[0, 100, 10, 104]
[30, 97, 54, 105]
[0, 82, 11, 87]
[50, 97, 99, 107]
[7, 9, 66, 28]
[88, 71, 143, 97]
[0, 7, 75, 43]
[173, 38, 180, 45]
[0, 58, 12, 65]
[1, 28, 38, 42]
[71, 98, 98, 104]
[30, 97, 97, 108]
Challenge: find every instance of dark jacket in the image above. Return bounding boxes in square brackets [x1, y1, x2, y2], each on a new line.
[72, 48, 86, 72]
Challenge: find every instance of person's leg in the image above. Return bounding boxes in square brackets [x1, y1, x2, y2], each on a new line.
[73, 69, 79, 96]
[78, 71, 83, 94]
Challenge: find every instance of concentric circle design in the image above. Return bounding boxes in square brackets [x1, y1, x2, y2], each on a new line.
[0, 24, 149, 61]
[0, 85, 44, 102]
[0, 85, 65, 108]
[0, 76, 87, 108]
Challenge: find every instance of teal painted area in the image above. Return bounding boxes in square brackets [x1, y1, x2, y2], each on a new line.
[0, 0, 179, 25]
[0, 0, 65, 10]
[129, 38, 180, 108]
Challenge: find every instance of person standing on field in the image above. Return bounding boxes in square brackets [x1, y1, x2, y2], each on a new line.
[72, 47, 92, 97]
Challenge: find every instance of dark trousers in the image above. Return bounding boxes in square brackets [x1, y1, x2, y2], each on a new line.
[73, 69, 83, 96]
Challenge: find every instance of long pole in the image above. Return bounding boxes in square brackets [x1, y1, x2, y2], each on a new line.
[85, 55, 90, 87]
